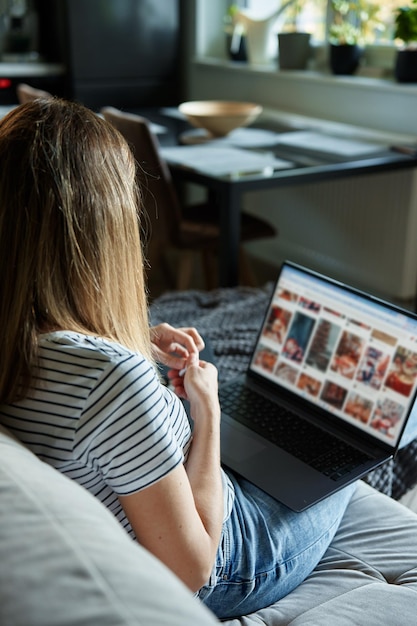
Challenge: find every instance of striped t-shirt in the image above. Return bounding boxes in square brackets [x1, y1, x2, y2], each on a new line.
[0, 331, 234, 537]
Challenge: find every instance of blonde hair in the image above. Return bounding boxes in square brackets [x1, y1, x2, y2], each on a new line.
[0, 98, 152, 402]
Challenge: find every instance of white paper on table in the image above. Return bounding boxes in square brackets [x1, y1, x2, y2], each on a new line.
[180, 127, 282, 149]
[149, 122, 168, 135]
[161, 145, 293, 176]
[275, 130, 388, 158]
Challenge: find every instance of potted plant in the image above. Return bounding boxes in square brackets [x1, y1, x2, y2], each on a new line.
[223, 4, 247, 62]
[231, 0, 297, 66]
[393, 0, 417, 82]
[278, 0, 312, 70]
[328, 0, 385, 75]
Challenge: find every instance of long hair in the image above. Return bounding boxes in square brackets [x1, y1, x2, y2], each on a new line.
[0, 98, 152, 403]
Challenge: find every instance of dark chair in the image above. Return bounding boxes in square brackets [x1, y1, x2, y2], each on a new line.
[101, 106, 277, 291]
[16, 83, 53, 104]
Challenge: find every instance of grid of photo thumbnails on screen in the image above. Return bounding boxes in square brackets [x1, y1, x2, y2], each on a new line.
[249, 267, 417, 446]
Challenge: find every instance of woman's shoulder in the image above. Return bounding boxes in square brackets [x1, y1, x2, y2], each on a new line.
[38, 330, 161, 408]
[41, 330, 137, 357]
[39, 330, 150, 372]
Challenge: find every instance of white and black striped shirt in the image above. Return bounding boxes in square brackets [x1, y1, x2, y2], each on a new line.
[1, 331, 234, 536]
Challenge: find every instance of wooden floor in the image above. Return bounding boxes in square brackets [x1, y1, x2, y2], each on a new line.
[146, 247, 417, 310]
[146, 248, 278, 301]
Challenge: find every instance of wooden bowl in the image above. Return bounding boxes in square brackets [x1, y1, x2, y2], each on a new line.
[178, 100, 262, 137]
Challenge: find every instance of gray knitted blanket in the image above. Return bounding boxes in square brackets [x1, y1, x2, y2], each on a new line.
[150, 285, 417, 500]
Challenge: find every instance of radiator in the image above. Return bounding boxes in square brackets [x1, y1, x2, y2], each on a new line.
[245, 168, 417, 303]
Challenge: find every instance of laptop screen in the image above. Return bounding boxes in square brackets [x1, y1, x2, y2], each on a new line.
[249, 262, 417, 447]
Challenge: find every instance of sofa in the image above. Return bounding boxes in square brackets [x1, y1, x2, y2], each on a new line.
[2, 285, 417, 625]
[3, 408, 417, 625]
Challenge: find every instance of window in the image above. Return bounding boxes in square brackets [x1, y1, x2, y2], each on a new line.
[376, 1, 408, 42]
[233, 0, 327, 44]
[239, 0, 407, 46]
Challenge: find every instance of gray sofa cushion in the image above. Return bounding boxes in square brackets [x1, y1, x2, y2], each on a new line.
[223, 482, 417, 625]
[0, 425, 218, 626]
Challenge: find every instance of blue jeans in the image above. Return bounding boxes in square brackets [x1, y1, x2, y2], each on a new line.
[197, 470, 356, 620]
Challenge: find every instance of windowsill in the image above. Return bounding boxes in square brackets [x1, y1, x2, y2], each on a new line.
[195, 55, 417, 95]
[189, 56, 417, 139]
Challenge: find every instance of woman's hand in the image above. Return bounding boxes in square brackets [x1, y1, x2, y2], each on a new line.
[167, 352, 219, 408]
[150, 323, 204, 371]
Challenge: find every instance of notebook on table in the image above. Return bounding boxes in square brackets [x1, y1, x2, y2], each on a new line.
[219, 261, 417, 511]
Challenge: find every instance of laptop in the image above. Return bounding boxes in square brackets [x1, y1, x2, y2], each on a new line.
[219, 261, 417, 511]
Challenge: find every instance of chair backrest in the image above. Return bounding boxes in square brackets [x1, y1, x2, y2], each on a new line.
[100, 106, 182, 253]
[16, 83, 53, 105]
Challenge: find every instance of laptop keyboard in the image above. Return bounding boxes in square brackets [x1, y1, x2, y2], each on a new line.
[219, 382, 372, 481]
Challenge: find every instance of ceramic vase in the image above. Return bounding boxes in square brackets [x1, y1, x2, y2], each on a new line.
[235, 0, 296, 66]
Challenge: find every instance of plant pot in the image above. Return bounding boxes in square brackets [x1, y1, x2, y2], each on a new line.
[329, 43, 362, 75]
[395, 49, 417, 83]
[226, 33, 247, 62]
[278, 32, 311, 70]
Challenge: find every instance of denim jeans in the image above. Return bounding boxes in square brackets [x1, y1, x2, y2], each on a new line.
[197, 470, 357, 620]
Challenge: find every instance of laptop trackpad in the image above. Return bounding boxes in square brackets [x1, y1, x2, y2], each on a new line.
[220, 416, 324, 511]
[222, 423, 267, 462]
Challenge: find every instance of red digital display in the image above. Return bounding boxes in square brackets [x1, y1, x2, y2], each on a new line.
[0, 78, 12, 89]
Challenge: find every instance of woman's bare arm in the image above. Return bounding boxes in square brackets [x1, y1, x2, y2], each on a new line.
[118, 358, 223, 592]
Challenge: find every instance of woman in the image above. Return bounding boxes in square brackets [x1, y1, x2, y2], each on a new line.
[0, 99, 355, 620]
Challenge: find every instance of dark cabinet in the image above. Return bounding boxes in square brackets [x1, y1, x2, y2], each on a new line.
[60, 0, 183, 109]
[1, 0, 183, 110]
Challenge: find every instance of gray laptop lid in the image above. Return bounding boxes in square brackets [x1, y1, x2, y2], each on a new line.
[247, 262, 417, 451]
